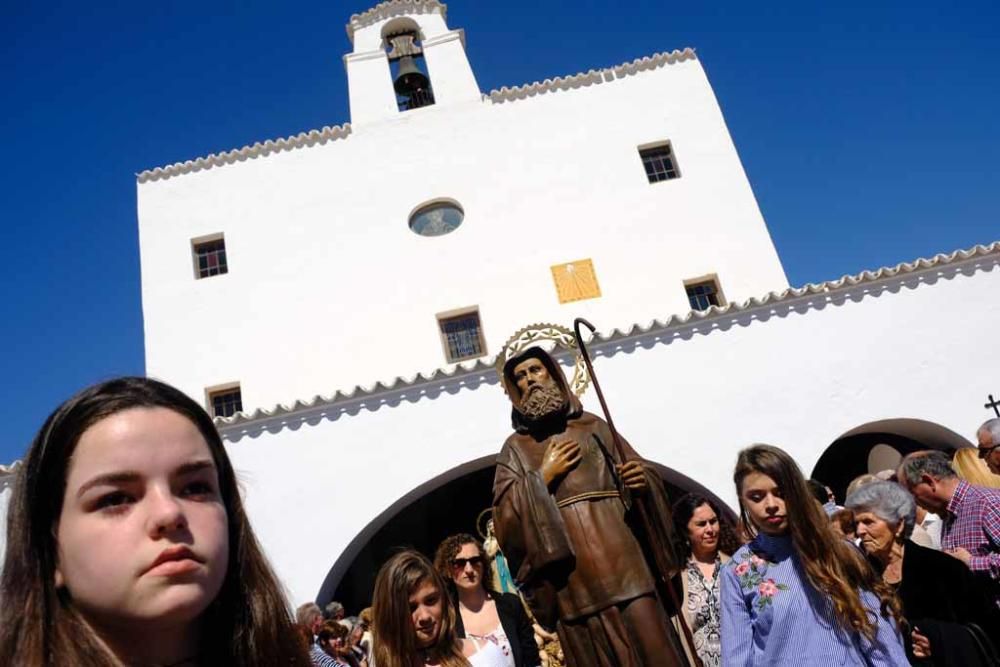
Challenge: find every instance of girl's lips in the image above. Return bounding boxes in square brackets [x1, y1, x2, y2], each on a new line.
[144, 545, 202, 575]
[147, 558, 201, 576]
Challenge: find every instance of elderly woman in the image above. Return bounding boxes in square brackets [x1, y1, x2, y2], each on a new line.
[845, 481, 1000, 665]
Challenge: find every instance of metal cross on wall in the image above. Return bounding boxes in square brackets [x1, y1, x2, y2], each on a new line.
[985, 394, 1000, 417]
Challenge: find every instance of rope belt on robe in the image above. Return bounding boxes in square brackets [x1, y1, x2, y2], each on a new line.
[556, 490, 620, 508]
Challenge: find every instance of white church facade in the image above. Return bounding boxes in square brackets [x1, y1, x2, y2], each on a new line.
[4, 0, 997, 608]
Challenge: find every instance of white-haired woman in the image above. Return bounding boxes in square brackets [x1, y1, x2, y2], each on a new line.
[845, 481, 1000, 665]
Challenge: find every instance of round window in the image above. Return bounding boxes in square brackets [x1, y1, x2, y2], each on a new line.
[409, 201, 463, 237]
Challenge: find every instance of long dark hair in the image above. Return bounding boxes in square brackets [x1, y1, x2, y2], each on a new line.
[0, 376, 310, 666]
[671, 493, 740, 560]
[733, 444, 902, 641]
[371, 550, 469, 667]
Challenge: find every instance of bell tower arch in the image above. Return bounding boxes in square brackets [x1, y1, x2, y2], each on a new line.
[344, 0, 481, 127]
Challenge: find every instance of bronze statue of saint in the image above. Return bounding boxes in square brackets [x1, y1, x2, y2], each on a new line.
[492, 347, 687, 666]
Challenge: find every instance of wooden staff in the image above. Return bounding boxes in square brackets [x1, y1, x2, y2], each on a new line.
[573, 317, 702, 667]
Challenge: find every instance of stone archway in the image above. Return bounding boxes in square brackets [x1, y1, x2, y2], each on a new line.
[315, 457, 733, 613]
[811, 418, 973, 502]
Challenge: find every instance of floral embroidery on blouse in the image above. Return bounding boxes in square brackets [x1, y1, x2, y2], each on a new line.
[732, 552, 788, 610]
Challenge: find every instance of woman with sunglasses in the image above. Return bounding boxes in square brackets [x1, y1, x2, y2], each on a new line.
[435, 534, 541, 667]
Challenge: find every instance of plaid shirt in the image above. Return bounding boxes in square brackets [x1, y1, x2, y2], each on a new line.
[942, 480, 1000, 585]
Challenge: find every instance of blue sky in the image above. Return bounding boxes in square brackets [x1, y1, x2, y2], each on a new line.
[2, 1, 998, 464]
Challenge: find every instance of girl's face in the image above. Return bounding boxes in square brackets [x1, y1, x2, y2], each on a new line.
[408, 579, 443, 648]
[55, 407, 229, 634]
[740, 471, 788, 536]
[686, 503, 720, 557]
[450, 542, 485, 592]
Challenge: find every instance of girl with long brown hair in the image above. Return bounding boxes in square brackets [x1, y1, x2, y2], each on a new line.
[0, 377, 311, 666]
[371, 550, 505, 667]
[719, 444, 908, 665]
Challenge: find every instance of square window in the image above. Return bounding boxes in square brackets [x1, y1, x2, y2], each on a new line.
[685, 277, 725, 311]
[192, 236, 228, 279]
[638, 143, 680, 184]
[437, 309, 487, 363]
[208, 385, 242, 418]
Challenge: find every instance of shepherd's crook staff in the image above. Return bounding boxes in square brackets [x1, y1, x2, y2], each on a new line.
[573, 317, 702, 667]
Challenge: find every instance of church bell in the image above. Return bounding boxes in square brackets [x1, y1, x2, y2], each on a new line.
[393, 55, 430, 96]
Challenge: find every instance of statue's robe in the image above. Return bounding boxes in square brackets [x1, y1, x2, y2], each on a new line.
[493, 348, 687, 667]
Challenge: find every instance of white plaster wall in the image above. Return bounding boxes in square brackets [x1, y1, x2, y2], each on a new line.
[138, 54, 787, 419]
[0, 486, 9, 566]
[220, 256, 999, 605]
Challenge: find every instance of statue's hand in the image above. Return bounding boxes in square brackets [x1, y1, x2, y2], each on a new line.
[541, 438, 581, 488]
[616, 460, 648, 494]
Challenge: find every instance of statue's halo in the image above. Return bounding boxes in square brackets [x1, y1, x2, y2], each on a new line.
[495, 323, 591, 398]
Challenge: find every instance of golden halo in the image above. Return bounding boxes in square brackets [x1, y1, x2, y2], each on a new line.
[495, 323, 590, 398]
[476, 507, 493, 540]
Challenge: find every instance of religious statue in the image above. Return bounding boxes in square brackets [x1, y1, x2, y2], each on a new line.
[492, 346, 688, 666]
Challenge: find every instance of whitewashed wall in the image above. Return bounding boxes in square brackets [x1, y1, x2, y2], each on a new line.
[137, 35, 787, 421]
[219, 249, 999, 605]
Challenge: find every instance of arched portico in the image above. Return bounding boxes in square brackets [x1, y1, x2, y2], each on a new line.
[811, 418, 974, 501]
[315, 456, 734, 612]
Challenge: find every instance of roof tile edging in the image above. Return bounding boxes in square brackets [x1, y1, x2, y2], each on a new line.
[347, 0, 447, 41]
[136, 48, 694, 183]
[213, 240, 1000, 431]
[486, 48, 697, 104]
[136, 123, 353, 183]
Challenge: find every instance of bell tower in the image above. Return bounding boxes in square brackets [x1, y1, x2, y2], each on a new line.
[344, 0, 481, 128]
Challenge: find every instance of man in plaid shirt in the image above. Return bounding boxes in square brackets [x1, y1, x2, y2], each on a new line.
[899, 450, 1000, 606]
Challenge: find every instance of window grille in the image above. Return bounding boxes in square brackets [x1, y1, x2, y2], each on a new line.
[639, 144, 680, 183]
[439, 311, 485, 362]
[209, 387, 242, 418]
[194, 238, 228, 279]
[686, 280, 722, 311]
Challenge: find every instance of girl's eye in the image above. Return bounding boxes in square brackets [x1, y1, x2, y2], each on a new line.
[182, 480, 217, 497]
[96, 491, 134, 511]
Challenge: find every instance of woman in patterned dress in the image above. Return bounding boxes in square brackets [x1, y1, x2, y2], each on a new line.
[671, 493, 740, 667]
[434, 534, 541, 667]
[720, 444, 909, 666]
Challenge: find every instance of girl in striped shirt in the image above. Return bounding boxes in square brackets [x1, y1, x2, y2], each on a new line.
[720, 444, 908, 666]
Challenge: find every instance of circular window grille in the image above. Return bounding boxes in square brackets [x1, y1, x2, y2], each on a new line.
[409, 201, 463, 237]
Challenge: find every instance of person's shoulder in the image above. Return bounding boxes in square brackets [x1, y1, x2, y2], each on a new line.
[907, 539, 966, 574]
[497, 436, 527, 463]
[966, 484, 1000, 513]
[495, 591, 524, 611]
[724, 544, 754, 571]
[980, 485, 1000, 504]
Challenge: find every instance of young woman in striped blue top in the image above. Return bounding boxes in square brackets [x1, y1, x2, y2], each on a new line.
[720, 444, 909, 666]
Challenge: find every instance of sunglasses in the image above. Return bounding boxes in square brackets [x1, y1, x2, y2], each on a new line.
[451, 556, 484, 569]
[979, 445, 999, 459]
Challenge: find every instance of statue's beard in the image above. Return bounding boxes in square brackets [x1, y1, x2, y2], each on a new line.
[519, 383, 566, 421]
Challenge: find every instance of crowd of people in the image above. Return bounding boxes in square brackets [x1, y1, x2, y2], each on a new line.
[0, 374, 998, 666]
